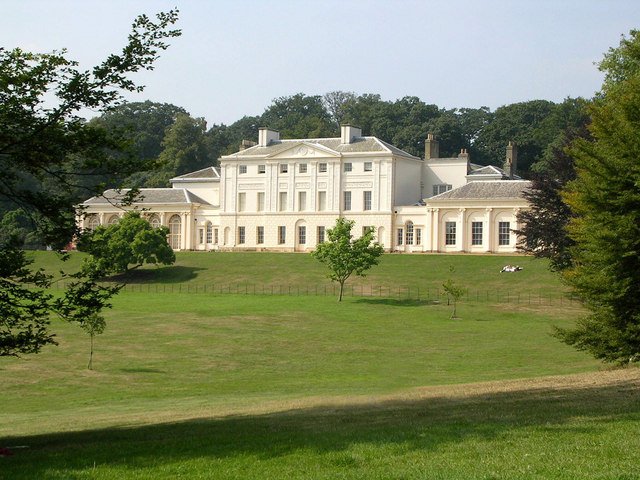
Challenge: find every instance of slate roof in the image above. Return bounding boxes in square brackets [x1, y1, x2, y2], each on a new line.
[428, 181, 531, 201]
[223, 137, 419, 160]
[171, 166, 220, 181]
[83, 188, 211, 206]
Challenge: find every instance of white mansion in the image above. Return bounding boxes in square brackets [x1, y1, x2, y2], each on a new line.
[81, 125, 530, 253]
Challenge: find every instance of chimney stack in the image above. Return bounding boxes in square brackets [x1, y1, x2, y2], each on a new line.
[258, 127, 280, 147]
[340, 124, 362, 144]
[239, 139, 257, 151]
[457, 148, 470, 160]
[504, 141, 517, 179]
[425, 133, 439, 159]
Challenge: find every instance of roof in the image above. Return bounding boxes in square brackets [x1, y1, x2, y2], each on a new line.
[171, 166, 220, 182]
[83, 188, 211, 206]
[467, 164, 522, 179]
[428, 180, 531, 201]
[222, 136, 420, 160]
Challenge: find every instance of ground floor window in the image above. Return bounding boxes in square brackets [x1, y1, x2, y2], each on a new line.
[298, 226, 306, 245]
[278, 226, 286, 244]
[198, 229, 204, 244]
[238, 226, 245, 244]
[214, 228, 219, 245]
[445, 221, 456, 246]
[87, 215, 100, 230]
[206, 222, 213, 243]
[499, 221, 511, 245]
[257, 226, 264, 244]
[397, 228, 403, 246]
[149, 214, 161, 229]
[405, 222, 414, 245]
[415, 228, 422, 245]
[168, 214, 181, 249]
[472, 221, 483, 245]
[317, 226, 325, 244]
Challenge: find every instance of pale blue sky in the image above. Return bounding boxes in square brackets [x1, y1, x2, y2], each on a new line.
[2, 0, 639, 125]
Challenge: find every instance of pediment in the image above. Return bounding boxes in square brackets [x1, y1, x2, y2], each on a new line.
[266, 142, 339, 159]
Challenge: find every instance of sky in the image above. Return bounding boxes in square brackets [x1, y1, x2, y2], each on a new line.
[2, 0, 639, 126]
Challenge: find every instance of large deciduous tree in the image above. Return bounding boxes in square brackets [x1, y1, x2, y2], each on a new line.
[0, 10, 180, 357]
[556, 30, 640, 363]
[79, 211, 175, 277]
[312, 218, 383, 302]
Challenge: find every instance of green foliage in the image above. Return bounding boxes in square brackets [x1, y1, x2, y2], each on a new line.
[79, 211, 175, 276]
[558, 30, 640, 363]
[260, 93, 336, 138]
[442, 267, 467, 319]
[0, 239, 56, 356]
[312, 218, 383, 301]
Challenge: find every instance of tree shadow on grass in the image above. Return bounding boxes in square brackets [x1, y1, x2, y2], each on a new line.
[355, 298, 439, 307]
[2, 373, 639, 478]
[110, 265, 206, 284]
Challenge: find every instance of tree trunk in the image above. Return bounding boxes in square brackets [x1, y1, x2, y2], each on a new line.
[339, 281, 345, 302]
[88, 333, 94, 370]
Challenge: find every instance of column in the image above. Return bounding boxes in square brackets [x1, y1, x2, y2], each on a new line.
[485, 208, 493, 252]
[458, 208, 466, 252]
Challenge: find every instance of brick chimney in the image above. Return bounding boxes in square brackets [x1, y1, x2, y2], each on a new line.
[340, 124, 361, 144]
[504, 141, 517, 179]
[425, 133, 439, 159]
[258, 127, 280, 147]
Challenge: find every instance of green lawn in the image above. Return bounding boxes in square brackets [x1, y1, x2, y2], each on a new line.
[2, 253, 638, 478]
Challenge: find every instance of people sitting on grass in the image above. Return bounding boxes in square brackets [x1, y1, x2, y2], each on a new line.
[501, 265, 523, 273]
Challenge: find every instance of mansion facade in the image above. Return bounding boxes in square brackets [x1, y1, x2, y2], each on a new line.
[81, 125, 530, 253]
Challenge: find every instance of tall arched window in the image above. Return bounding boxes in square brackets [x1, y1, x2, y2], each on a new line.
[107, 214, 120, 226]
[87, 215, 100, 231]
[206, 222, 213, 243]
[405, 221, 414, 245]
[149, 214, 161, 229]
[168, 215, 182, 249]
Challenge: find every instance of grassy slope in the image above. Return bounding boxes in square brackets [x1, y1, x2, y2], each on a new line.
[2, 253, 638, 478]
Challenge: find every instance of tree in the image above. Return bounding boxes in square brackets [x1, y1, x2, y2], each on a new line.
[0, 10, 180, 356]
[79, 211, 176, 277]
[515, 124, 589, 271]
[312, 218, 383, 301]
[556, 30, 640, 363]
[442, 279, 467, 319]
[260, 93, 336, 139]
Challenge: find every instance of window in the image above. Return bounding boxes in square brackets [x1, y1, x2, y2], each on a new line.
[107, 215, 119, 226]
[318, 191, 327, 211]
[298, 191, 307, 211]
[279, 192, 287, 211]
[445, 221, 456, 246]
[317, 226, 325, 244]
[237, 192, 246, 212]
[238, 226, 245, 244]
[433, 184, 452, 196]
[499, 222, 511, 246]
[206, 222, 213, 243]
[278, 226, 286, 244]
[214, 228, 219, 244]
[364, 162, 372, 172]
[405, 222, 414, 245]
[239, 165, 247, 174]
[299, 163, 307, 173]
[280, 164, 288, 174]
[318, 163, 327, 173]
[363, 191, 372, 211]
[344, 162, 352, 172]
[343, 191, 351, 211]
[148, 214, 161, 229]
[168, 215, 182, 249]
[298, 226, 306, 245]
[198, 229, 204, 244]
[472, 221, 483, 246]
[258, 164, 266, 174]
[257, 192, 265, 212]
[362, 226, 374, 237]
[416, 228, 422, 245]
[87, 215, 100, 231]
[397, 228, 403, 245]
[257, 226, 264, 244]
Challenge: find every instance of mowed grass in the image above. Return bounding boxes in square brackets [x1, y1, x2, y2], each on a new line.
[2, 253, 639, 478]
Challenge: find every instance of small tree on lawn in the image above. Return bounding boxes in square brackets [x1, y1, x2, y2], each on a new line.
[78, 211, 176, 277]
[312, 218, 383, 301]
[442, 267, 467, 319]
